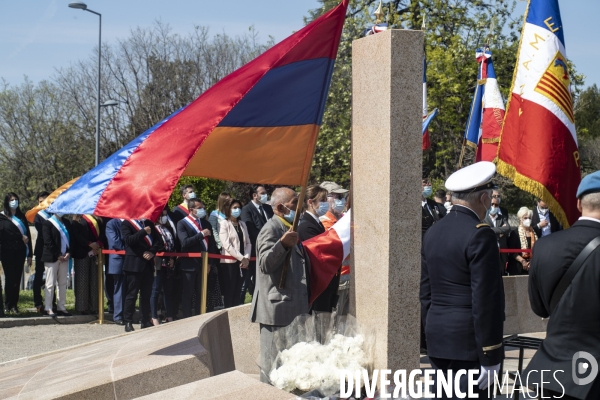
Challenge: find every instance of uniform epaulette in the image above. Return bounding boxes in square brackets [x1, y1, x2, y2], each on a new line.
[476, 223, 490, 229]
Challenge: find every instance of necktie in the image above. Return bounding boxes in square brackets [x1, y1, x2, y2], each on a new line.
[259, 205, 267, 221]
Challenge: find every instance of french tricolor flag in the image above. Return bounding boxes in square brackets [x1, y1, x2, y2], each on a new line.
[303, 210, 351, 305]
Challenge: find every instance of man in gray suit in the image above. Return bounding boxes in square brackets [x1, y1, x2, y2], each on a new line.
[249, 187, 310, 383]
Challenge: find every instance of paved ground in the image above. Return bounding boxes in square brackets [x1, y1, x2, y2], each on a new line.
[0, 323, 125, 364]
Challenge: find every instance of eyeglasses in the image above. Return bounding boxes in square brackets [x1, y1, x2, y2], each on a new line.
[492, 195, 501, 199]
[491, 204, 499, 207]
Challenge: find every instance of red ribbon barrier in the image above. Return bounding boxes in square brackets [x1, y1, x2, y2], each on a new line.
[101, 249, 256, 261]
[499, 249, 532, 253]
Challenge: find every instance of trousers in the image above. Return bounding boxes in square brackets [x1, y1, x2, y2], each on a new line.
[428, 357, 490, 399]
[123, 268, 153, 324]
[1, 252, 25, 310]
[44, 260, 69, 312]
[181, 270, 200, 319]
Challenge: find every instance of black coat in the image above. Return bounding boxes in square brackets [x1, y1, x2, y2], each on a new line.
[171, 204, 190, 226]
[240, 201, 273, 256]
[33, 212, 51, 258]
[420, 206, 505, 366]
[41, 218, 73, 263]
[505, 227, 533, 276]
[525, 219, 600, 399]
[531, 207, 562, 238]
[421, 198, 443, 237]
[176, 216, 214, 272]
[121, 220, 163, 273]
[484, 212, 511, 274]
[298, 212, 325, 242]
[70, 218, 98, 260]
[0, 212, 32, 258]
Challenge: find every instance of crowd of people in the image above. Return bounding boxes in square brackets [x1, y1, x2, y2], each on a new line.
[0, 181, 350, 333]
[421, 172, 563, 276]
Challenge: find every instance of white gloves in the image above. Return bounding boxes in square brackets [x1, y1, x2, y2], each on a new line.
[477, 363, 501, 390]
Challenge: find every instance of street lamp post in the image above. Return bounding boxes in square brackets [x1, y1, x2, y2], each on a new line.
[69, 2, 102, 166]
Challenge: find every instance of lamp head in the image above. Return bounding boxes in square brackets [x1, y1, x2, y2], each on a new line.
[101, 100, 119, 107]
[68, 2, 88, 10]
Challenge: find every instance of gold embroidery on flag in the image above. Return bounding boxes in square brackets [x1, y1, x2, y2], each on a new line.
[534, 51, 574, 123]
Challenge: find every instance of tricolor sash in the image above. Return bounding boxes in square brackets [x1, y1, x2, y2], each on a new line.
[2, 212, 29, 257]
[82, 214, 101, 244]
[127, 219, 153, 247]
[183, 215, 208, 251]
[155, 225, 175, 252]
[176, 204, 189, 216]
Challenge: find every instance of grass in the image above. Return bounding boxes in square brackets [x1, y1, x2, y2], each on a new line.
[6, 289, 252, 318]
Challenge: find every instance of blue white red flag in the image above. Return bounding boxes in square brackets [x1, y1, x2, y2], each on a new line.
[497, 0, 580, 227]
[464, 48, 505, 162]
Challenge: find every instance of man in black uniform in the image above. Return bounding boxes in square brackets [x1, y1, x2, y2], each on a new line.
[422, 174, 444, 238]
[421, 161, 504, 398]
[525, 171, 600, 399]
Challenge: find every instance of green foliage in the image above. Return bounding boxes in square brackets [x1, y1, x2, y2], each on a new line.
[168, 177, 226, 212]
[576, 84, 600, 139]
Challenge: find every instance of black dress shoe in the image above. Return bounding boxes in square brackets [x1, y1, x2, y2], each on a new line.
[140, 321, 153, 329]
[114, 319, 125, 326]
[125, 322, 134, 332]
[56, 310, 72, 317]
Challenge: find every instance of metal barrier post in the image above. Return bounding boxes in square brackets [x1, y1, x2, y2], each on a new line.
[200, 252, 209, 314]
[97, 252, 105, 324]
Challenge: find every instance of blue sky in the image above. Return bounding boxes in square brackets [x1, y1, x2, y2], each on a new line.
[1, 1, 599, 88]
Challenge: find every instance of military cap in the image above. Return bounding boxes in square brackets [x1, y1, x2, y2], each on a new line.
[445, 161, 497, 194]
[577, 170, 600, 198]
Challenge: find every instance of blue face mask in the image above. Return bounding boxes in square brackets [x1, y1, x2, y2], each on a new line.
[422, 186, 433, 198]
[283, 205, 296, 223]
[231, 208, 241, 218]
[317, 201, 329, 217]
[9, 199, 18, 209]
[333, 198, 346, 213]
[196, 208, 206, 219]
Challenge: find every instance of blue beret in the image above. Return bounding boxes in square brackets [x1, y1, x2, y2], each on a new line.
[577, 171, 600, 198]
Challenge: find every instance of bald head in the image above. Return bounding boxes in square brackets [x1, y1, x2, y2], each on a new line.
[271, 187, 298, 218]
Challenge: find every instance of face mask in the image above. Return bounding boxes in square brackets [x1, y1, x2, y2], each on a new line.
[333, 198, 346, 213]
[159, 216, 168, 225]
[9, 200, 18, 209]
[539, 207, 548, 214]
[444, 202, 452, 212]
[187, 191, 196, 200]
[231, 208, 241, 218]
[422, 186, 432, 198]
[283, 206, 296, 223]
[197, 208, 206, 219]
[523, 219, 532, 228]
[260, 193, 268, 204]
[316, 201, 329, 217]
[489, 206, 499, 216]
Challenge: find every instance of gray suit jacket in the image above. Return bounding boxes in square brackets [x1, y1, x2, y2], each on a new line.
[250, 216, 309, 326]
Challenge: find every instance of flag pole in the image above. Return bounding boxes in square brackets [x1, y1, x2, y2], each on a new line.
[458, 138, 467, 168]
[279, 126, 320, 289]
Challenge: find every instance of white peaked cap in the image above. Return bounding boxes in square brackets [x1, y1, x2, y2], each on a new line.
[445, 161, 497, 193]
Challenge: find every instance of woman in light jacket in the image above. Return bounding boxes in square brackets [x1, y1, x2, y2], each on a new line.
[218, 198, 251, 308]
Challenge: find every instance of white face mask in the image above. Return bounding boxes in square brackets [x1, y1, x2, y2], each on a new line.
[159, 216, 168, 225]
[522, 219, 532, 228]
[444, 201, 452, 211]
[187, 191, 196, 200]
[259, 193, 268, 204]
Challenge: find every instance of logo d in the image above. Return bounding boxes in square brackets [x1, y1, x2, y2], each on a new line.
[572, 352, 599, 386]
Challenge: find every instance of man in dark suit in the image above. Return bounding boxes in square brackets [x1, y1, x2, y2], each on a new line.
[106, 218, 125, 325]
[171, 184, 196, 225]
[525, 172, 600, 399]
[177, 198, 213, 318]
[492, 189, 509, 218]
[484, 196, 511, 275]
[240, 185, 274, 303]
[434, 189, 447, 218]
[121, 218, 163, 332]
[421, 176, 444, 238]
[421, 162, 504, 398]
[532, 198, 562, 238]
[33, 191, 51, 313]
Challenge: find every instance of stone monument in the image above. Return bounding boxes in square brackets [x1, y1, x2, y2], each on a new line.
[351, 29, 424, 372]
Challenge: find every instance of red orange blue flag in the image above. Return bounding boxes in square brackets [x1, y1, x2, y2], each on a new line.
[463, 48, 505, 162]
[497, 0, 580, 227]
[48, 1, 348, 220]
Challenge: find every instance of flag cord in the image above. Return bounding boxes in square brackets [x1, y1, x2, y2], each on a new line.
[458, 138, 467, 168]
